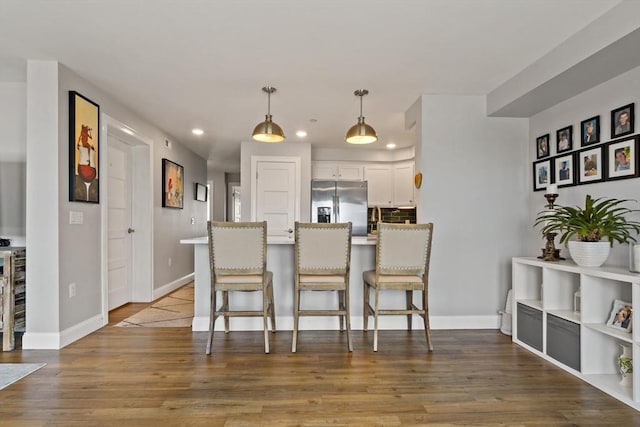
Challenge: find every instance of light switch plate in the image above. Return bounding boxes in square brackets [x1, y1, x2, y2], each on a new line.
[69, 211, 83, 225]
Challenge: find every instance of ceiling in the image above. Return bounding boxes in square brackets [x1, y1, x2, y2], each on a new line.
[0, 0, 620, 171]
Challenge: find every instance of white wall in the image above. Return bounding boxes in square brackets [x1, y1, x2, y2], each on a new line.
[416, 94, 529, 324]
[0, 83, 26, 245]
[527, 65, 640, 266]
[240, 141, 311, 222]
[207, 169, 226, 221]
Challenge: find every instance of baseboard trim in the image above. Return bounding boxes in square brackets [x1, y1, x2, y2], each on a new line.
[22, 313, 104, 349]
[191, 314, 500, 332]
[153, 273, 194, 301]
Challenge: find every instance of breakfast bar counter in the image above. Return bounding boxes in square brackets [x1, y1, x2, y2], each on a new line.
[181, 236, 376, 331]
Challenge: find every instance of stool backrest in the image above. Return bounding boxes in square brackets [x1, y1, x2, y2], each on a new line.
[376, 222, 433, 276]
[208, 221, 267, 275]
[295, 222, 352, 275]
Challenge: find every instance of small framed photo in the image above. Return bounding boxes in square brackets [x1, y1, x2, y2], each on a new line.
[580, 115, 600, 146]
[611, 103, 635, 139]
[554, 153, 576, 188]
[532, 159, 553, 192]
[536, 134, 550, 159]
[195, 183, 208, 202]
[577, 145, 605, 185]
[556, 126, 573, 153]
[606, 136, 639, 180]
[162, 158, 184, 209]
[606, 299, 632, 333]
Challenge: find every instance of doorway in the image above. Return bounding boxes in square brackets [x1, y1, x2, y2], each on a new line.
[101, 115, 153, 325]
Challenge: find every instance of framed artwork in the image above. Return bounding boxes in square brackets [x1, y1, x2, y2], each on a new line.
[556, 126, 573, 154]
[606, 136, 639, 180]
[577, 145, 605, 185]
[580, 115, 600, 146]
[611, 103, 635, 139]
[162, 159, 184, 209]
[195, 183, 208, 202]
[553, 153, 575, 188]
[536, 134, 550, 159]
[606, 299, 632, 333]
[533, 159, 553, 192]
[69, 91, 100, 203]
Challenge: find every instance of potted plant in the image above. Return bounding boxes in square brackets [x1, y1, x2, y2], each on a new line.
[535, 195, 640, 267]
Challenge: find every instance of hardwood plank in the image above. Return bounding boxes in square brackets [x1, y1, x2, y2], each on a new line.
[0, 328, 638, 425]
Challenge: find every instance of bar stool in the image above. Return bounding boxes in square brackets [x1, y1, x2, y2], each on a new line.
[206, 221, 276, 355]
[363, 222, 434, 352]
[292, 222, 353, 352]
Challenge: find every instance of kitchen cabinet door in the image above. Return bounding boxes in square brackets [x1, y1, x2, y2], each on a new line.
[393, 161, 414, 206]
[336, 164, 364, 181]
[364, 165, 392, 207]
[311, 162, 337, 180]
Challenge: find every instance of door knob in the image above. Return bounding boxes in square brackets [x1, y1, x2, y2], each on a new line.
[127, 228, 135, 234]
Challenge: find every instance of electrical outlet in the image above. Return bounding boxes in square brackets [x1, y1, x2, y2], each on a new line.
[168, 258, 172, 267]
[69, 283, 77, 298]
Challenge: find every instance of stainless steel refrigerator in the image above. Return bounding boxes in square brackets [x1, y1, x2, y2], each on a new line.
[311, 180, 368, 236]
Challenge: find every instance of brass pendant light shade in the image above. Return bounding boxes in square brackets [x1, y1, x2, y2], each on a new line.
[346, 89, 377, 144]
[252, 86, 285, 143]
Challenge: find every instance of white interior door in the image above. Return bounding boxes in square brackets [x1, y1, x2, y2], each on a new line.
[107, 137, 132, 310]
[255, 161, 297, 238]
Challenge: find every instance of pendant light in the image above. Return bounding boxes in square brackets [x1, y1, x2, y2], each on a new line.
[252, 86, 285, 143]
[345, 89, 377, 144]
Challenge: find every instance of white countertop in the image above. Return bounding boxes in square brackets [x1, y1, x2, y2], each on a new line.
[180, 235, 376, 246]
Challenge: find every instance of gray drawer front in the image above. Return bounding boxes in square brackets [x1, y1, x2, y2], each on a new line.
[547, 314, 580, 371]
[517, 303, 542, 351]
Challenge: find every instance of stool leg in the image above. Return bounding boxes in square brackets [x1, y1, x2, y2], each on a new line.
[423, 287, 433, 352]
[406, 290, 413, 331]
[292, 281, 299, 353]
[345, 283, 352, 352]
[206, 288, 217, 355]
[363, 280, 370, 332]
[268, 281, 276, 333]
[263, 286, 270, 354]
[338, 290, 345, 332]
[223, 291, 230, 333]
[373, 286, 380, 352]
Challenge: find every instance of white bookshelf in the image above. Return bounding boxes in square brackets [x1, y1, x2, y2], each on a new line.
[512, 257, 640, 411]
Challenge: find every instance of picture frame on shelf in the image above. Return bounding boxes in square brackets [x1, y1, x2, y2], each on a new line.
[536, 134, 550, 159]
[611, 103, 634, 139]
[606, 299, 632, 333]
[606, 136, 639, 181]
[195, 182, 208, 202]
[580, 115, 600, 146]
[162, 158, 184, 209]
[553, 153, 575, 188]
[532, 159, 553, 192]
[69, 91, 100, 203]
[577, 145, 605, 185]
[556, 125, 573, 153]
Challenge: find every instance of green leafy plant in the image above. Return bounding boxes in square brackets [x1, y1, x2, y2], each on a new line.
[534, 195, 640, 246]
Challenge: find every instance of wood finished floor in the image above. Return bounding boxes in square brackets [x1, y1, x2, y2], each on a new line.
[0, 303, 639, 426]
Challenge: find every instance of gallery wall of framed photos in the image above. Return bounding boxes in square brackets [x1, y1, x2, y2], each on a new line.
[532, 102, 639, 191]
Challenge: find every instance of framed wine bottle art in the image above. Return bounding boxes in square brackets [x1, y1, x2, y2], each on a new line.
[69, 91, 100, 203]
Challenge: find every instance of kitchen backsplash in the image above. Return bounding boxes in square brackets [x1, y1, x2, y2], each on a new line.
[367, 207, 416, 232]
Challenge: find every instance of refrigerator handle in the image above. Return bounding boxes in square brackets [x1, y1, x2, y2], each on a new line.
[334, 194, 340, 223]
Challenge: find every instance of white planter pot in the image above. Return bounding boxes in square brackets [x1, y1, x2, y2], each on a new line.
[568, 241, 611, 267]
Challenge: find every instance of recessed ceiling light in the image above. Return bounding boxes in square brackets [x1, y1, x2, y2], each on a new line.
[296, 130, 307, 138]
[192, 128, 204, 136]
[386, 143, 397, 149]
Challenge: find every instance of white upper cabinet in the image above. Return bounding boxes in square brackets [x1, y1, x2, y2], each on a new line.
[364, 165, 393, 207]
[392, 161, 415, 207]
[311, 162, 364, 181]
